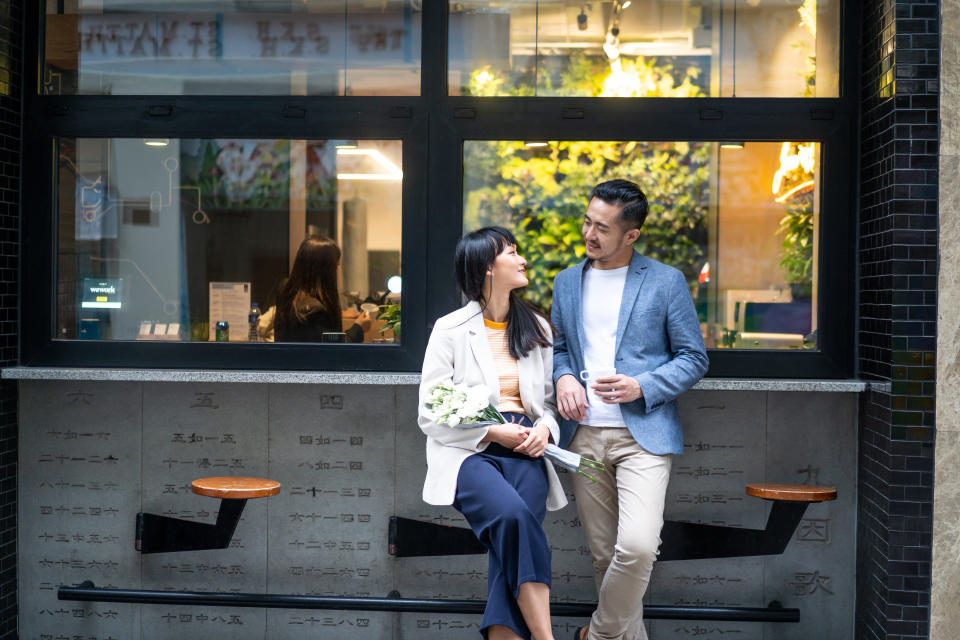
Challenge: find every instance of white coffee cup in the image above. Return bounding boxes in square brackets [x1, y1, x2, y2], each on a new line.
[580, 368, 617, 382]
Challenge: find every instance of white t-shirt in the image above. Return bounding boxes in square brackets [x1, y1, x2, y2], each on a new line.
[581, 265, 628, 427]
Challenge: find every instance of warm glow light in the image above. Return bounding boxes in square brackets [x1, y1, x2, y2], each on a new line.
[335, 143, 357, 149]
[799, 0, 817, 37]
[772, 142, 815, 195]
[720, 142, 745, 149]
[621, 0, 632, 8]
[524, 141, 549, 147]
[774, 180, 815, 203]
[475, 70, 493, 86]
[602, 59, 644, 97]
[798, 143, 815, 173]
[602, 32, 621, 61]
[144, 138, 169, 147]
[336, 148, 403, 181]
[387, 276, 402, 294]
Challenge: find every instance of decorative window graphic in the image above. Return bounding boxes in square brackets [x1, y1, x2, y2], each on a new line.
[44, 1, 422, 96]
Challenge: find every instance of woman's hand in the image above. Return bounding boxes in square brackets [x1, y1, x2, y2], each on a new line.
[354, 310, 375, 332]
[485, 423, 530, 449]
[514, 423, 550, 458]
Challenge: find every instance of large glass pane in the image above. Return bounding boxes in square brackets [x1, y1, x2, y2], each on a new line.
[43, 1, 421, 95]
[450, 1, 839, 98]
[463, 140, 820, 350]
[57, 137, 403, 343]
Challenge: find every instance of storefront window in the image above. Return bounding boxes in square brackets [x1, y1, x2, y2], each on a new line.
[57, 137, 403, 343]
[463, 140, 820, 350]
[450, 0, 839, 98]
[43, 1, 421, 96]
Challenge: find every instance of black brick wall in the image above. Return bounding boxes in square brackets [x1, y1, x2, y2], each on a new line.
[0, 1, 19, 638]
[857, 1, 938, 639]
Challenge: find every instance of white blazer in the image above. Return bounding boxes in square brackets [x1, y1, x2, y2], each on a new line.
[418, 301, 568, 511]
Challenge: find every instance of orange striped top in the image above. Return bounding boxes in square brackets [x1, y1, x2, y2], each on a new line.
[484, 318, 525, 414]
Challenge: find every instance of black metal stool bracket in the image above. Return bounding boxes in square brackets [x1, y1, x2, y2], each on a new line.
[390, 501, 810, 562]
[659, 500, 810, 561]
[389, 516, 486, 557]
[136, 498, 246, 554]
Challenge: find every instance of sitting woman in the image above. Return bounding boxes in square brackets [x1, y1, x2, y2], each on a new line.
[418, 226, 566, 640]
[274, 235, 373, 343]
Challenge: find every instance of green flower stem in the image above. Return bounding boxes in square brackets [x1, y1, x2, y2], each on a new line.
[480, 406, 506, 424]
[577, 469, 600, 483]
[580, 458, 605, 471]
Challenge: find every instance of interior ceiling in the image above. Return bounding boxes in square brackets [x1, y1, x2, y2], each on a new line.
[510, 1, 704, 56]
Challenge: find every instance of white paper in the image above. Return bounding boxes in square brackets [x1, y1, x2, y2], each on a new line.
[209, 282, 252, 341]
[544, 444, 582, 473]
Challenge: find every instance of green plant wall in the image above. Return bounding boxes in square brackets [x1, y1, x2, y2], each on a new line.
[464, 140, 711, 311]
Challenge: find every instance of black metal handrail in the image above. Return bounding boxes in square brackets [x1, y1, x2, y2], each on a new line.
[59, 581, 799, 623]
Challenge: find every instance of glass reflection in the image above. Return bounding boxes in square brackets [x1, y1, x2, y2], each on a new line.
[449, 0, 839, 98]
[463, 140, 820, 350]
[57, 138, 402, 343]
[43, 1, 421, 96]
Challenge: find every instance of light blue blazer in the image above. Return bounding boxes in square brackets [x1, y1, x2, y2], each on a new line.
[551, 251, 709, 454]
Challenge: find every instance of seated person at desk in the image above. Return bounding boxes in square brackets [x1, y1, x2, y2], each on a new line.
[274, 235, 373, 343]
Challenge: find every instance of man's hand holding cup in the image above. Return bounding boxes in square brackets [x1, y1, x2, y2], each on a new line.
[581, 368, 643, 405]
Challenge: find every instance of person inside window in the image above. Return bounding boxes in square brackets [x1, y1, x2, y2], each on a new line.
[274, 235, 373, 343]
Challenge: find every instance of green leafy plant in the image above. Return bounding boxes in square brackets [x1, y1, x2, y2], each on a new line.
[467, 140, 711, 311]
[776, 190, 814, 299]
[378, 303, 401, 340]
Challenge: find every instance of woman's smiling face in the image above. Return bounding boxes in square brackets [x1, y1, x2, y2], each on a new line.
[489, 243, 528, 292]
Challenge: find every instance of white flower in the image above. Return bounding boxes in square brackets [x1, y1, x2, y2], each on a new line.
[428, 382, 492, 426]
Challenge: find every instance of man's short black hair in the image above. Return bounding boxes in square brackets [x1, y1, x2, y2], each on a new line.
[590, 179, 649, 230]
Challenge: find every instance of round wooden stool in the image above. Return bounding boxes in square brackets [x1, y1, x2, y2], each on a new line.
[137, 477, 281, 554]
[746, 483, 837, 502]
[192, 476, 282, 500]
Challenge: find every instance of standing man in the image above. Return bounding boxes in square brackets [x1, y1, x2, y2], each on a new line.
[551, 179, 708, 640]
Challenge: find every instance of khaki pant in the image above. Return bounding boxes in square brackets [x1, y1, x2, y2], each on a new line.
[570, 426, 672, 640]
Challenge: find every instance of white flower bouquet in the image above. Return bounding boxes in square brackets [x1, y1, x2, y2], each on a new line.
[426, 382, 606, 482]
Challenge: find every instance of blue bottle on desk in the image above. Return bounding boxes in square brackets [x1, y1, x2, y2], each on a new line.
[248, 302, 260, 342]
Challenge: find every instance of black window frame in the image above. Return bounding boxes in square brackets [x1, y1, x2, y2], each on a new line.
[20, 2, 860, 377]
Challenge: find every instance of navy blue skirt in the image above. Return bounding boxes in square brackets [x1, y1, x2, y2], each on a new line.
[452, 412, 552, 639]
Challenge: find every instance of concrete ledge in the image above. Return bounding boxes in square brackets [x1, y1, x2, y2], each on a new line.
[2, 367, 872, 392]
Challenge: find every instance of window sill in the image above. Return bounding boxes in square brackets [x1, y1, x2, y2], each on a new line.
[2, 367, 876, 392]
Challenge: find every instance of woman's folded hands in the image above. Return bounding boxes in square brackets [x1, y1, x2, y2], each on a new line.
[514, 423, 550, 457]
[484, 423, 550, 457]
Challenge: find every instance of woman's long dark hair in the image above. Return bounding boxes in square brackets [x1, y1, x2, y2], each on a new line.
[455, 226, 552, 360]
[275, 235, 343, 329]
